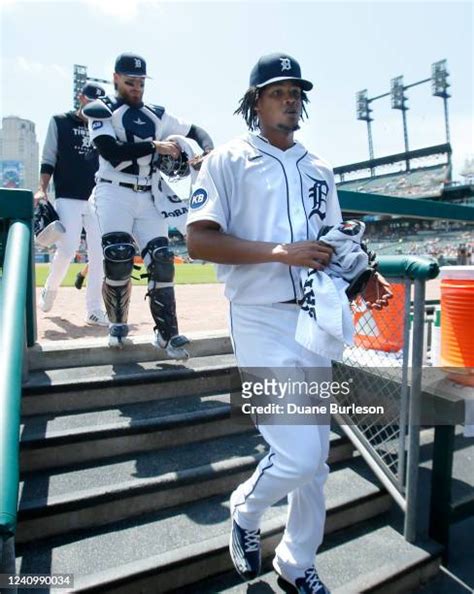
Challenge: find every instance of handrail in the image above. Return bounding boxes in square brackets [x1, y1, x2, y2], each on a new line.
[377, 255, 440, 280]
[0, 220, 31, 537]
[336, 254, 440, 542]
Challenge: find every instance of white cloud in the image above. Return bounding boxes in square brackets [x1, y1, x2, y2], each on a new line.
[83, 0, 140, 21]
[15, 56, 68, 80]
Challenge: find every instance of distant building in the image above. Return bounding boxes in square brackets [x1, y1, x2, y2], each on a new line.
[0, 116, 39, 191]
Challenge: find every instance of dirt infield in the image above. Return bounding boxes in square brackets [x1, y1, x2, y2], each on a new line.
[35, 279, 441, 344]
[36, 284, 228, 343]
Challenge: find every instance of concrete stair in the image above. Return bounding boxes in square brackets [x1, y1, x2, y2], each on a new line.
[26, 331, 233, 371]
[18, 430, 354, 544]
[176, 520, 441, 594]
[17, 336, 444, 593]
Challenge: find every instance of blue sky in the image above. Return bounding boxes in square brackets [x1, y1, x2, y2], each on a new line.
[1, 0, 472, 179]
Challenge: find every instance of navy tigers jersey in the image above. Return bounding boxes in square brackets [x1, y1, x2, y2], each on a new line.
[41, 112, 98, 200]
[84, 95, 191, 182]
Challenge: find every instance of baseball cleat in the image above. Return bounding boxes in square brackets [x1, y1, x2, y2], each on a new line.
[74, 272, 86, 290]
[85, 310, 109, 327]
[38, 288, 58, 313]
[229, 519, 261, 581]
[152, 330, 190, 360]
[273, 558, 331, 594]
[108, 323, 130, 348]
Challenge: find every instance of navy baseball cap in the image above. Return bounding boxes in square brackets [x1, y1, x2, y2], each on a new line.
[81, 83, 105, 100]
[250, 53, 313, 91]
[114, 52, 149, 78]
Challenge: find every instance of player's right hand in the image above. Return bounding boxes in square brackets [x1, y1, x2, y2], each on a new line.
[273, 240, 334, 269]
[153, 141, 181, 159]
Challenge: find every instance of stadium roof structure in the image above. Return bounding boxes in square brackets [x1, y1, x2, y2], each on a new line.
[335, 143, 452, 200]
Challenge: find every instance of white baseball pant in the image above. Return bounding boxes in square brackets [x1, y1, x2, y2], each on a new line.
[90, 182, 167, 248]
[229, 302, 331, 571]
[44, 197, 103, 313]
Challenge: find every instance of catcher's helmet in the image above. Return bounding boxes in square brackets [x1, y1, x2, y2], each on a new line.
[34, 201, 65, 247]
[156, 151, 190, 180]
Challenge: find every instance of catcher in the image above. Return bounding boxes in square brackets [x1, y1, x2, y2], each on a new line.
[84, 52, 213, 354]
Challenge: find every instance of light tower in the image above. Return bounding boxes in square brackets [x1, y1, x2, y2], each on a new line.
[73, 65, 88, 110]
[431, 60, 451, 146]
[355, 60, 451, 174]
[356, 90, 374, 160]
[390, 75, 409, 169]
[73, 64, 112, 109]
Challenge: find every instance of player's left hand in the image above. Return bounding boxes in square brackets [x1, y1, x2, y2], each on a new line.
[363, 272, 393, 310]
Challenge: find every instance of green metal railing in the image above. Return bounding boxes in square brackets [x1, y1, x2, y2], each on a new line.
[0, 188, 35, 573]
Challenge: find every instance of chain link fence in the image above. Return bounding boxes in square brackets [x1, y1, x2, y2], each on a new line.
[333, 262, 435, 540]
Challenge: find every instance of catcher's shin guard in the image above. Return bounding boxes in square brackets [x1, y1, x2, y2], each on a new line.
[142, 237, 190, 358]
[102, 232, 135, 324]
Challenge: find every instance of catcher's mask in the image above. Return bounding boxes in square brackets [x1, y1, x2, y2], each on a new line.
[156, 151, 190, 180]
[34, 201, 66, 247]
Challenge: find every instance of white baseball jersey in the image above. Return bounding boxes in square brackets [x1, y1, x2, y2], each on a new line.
[187, 132, 342, 304]
[84, 96, 191, 184]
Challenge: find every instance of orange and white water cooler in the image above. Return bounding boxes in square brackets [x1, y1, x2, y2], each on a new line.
[439, 266, 474, 386]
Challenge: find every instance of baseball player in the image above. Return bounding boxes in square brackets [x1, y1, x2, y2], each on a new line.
[187, 53, 391, 593]
[83, 52, 214, 354]
[36, 83, 109, 326]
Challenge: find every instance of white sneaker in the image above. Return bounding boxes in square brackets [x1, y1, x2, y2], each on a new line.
[108, 324, 130, 348]
[85, 310, 109, 327]
[152, 330, 190, 360]
[38, 288, 57, 313]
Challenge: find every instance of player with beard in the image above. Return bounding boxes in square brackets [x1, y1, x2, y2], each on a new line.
[84, 52, 213, 352]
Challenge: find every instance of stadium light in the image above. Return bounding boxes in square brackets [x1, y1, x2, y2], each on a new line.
[73, 64, 88, 110]
[356, 90, 372, 121]
[432, 60, 452, 148]
[390, 76, 410, 164]
[356, 89, 375, 164]
[432, 60, 450, 98]
[391, 76, 407, 111]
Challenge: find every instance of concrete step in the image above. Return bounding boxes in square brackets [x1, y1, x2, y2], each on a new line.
[22, 353, 239, 415]
[20, 393, 245, 472]
[177, 520, 442, 594]
[16, 462, 392, 592]
[27, 331, 233, 371]
[17, 431, 354, 544]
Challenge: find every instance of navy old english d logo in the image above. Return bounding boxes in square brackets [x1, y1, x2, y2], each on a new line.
[307, 176, 328, 221]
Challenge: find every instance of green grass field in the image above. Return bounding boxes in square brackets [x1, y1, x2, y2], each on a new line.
[35, 262, 218, 287]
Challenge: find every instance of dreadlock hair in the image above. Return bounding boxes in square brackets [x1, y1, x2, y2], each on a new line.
[234, 85, 310, 131]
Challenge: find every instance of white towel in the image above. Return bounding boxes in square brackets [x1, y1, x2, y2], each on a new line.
[295, 220, 369, 361]
[319, 220, 369, 281]
[150, 135, 203, 234]
[151, 174, 189, 234]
